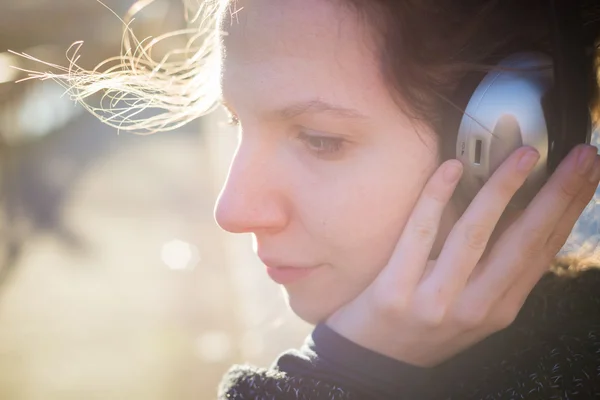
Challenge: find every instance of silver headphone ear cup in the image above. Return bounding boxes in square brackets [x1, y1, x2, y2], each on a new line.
[456, 52, 552, 208]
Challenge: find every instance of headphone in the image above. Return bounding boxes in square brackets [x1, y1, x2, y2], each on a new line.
[448, 0, 594, 208]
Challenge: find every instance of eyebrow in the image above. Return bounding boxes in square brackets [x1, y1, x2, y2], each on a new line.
[275, 99, 368, 121]
[220, 97, 368, 121]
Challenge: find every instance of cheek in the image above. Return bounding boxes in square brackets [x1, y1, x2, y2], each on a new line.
[306, 153, 437, 283]
[337, 182, 421, 271]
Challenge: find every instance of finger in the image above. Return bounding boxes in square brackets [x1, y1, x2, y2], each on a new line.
[543, 154, 600, 256]
[381, 159, 463, 293]
[500, 154, 600, 313]
[465, 144, 598, 306]
[517, 144, 598, 243]
[419, 146, 540, 303]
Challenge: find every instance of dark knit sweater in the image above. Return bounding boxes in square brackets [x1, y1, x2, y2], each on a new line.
[219, 268, 600, 399]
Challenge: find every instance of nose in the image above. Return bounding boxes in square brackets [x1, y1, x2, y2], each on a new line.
[214, 137, 289, 234]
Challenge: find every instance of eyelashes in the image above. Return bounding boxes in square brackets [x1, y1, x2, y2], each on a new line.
[224, 109, 345, 157]
[297, 131, 345, 156]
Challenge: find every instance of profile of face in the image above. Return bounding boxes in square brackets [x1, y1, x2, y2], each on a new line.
[215, 0, 449, 324]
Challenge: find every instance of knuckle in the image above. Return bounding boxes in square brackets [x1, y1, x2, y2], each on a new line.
[372, 290, 409, 317]
[413, 289, 448, 327]
[453, 305, 489, 328]
[555, 179, 579, 200]
[522, 244, 544, 259]
[414, 304, 446, 327]
[523, 242, 544, 258]
[463, 223, 492, 251]
[491, 308, 519, 330]
[412, 219, 438, 242]
[574, 190, 594, 210]
[520, 228, 546, 257]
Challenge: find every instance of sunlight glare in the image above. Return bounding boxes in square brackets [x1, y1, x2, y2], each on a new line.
[161, 239, 200, 271]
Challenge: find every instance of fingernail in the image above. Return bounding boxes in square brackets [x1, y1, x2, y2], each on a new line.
[589, 156, 600, 184]
[518, 150, 540, 172]
[577, 145, 597, 175]
[444, 161, 463, 183]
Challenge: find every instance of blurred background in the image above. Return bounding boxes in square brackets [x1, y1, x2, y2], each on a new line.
[0, 1, 598, 399]
[0, 1, 310, 399]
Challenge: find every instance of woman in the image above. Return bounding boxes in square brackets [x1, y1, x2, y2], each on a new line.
[213, 0, 600, 398]
[23, 0, 600, 398]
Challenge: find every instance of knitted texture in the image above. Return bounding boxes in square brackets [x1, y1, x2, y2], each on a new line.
[219, 364, 361, 400]
[219, 268, 600, 400]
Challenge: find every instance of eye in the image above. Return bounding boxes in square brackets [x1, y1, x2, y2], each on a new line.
[297, 131, 345, 156]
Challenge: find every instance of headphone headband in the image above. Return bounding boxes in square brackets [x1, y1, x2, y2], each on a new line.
[548, 0, 593, 171]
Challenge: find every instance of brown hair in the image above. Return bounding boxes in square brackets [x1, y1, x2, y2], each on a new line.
[334, 0, 600, 273]
[14, 0, 600, 271]
[339, 0, 600, 134]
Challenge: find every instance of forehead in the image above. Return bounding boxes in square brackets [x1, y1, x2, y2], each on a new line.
[220, 0, 364, 61]
[218, 0, 389, 108]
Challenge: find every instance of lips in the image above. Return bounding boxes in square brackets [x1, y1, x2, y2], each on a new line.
[265, 265, 317, 284]
[259, 256, 320, 285]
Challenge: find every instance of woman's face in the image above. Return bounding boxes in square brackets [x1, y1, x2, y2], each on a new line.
[215, 0, 442, 324]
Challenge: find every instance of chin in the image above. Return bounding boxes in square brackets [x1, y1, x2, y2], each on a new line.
[284, 290, 336, 325]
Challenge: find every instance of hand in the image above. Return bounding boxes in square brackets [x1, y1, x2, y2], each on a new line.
[326, 143, 600, 367]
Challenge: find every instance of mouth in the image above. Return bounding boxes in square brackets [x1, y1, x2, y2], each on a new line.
[265, 266, 318, 285]
[260, 259, 320, 285]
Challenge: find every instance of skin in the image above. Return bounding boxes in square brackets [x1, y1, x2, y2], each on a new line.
[215, 0, 446, 324]
[214, 0, 600, 367]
